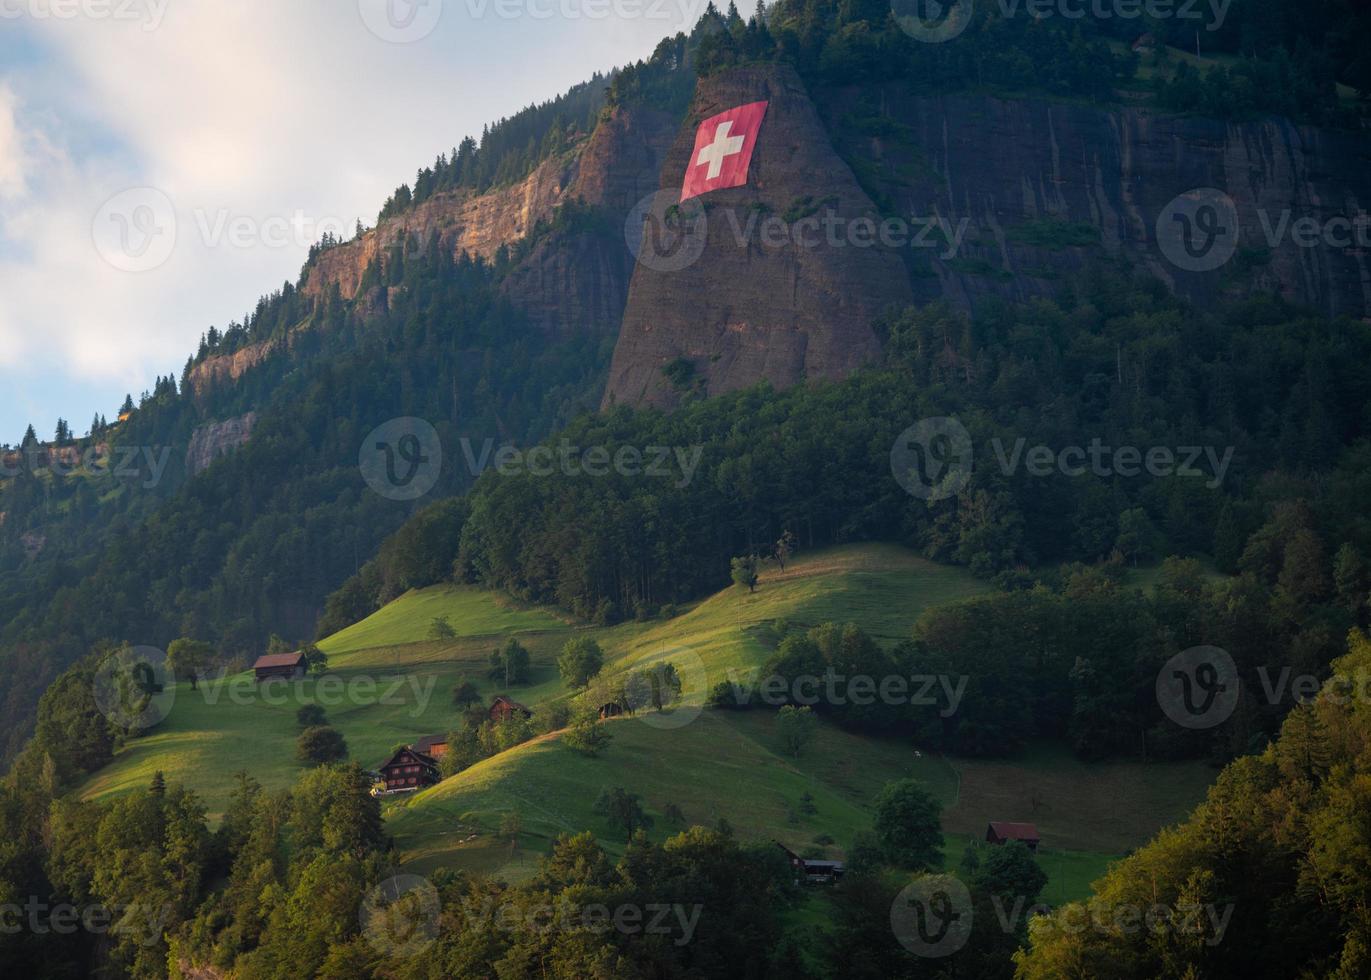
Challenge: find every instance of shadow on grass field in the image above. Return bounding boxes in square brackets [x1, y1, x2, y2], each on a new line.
[943, 739, 1215, 854]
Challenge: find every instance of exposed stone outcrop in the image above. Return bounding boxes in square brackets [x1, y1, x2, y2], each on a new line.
[603, 64, 914, 410]
[19, 531, 44, 560]
[0, 443, 109, 471]
[501, 232, 637, 339]
[297, 107, 680, 341]
[186, 413, 258, 476]
[568, 105, 680, 216]
[302, 151, 580, 301]
[502, 106, 681, 338]
[604, 75, 1371, 410]
[186, 340, 280, 396]
[818, 88, 1371, 319]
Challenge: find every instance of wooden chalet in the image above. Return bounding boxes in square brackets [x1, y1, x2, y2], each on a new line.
[252, 650, 306, 682]
[411, 734, 449, 759]
[489, 696, 532, 723]
[775, 842, 846, 884]
[377, 746, 441, 793]
[985, 821, 1041, 852]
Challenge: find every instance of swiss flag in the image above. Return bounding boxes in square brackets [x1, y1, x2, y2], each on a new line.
[680, 101, 769, 203]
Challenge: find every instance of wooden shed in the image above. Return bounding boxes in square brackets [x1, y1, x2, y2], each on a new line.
[985, 821, 1042, 852]
[252, 651, 306, 682]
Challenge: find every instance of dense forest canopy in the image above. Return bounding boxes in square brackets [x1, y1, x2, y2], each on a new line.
[330, 266, 1371, 628]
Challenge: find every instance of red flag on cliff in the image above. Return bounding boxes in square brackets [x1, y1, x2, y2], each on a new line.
[680, 101, 769, 203]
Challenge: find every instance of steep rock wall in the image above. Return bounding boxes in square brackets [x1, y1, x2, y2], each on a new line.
[298, 106, 679, 341]
[186, 412, 258, 476]
[186, 339, 280, 397]
[819, 88, 1371, 319]
[503, 105, 680, 339]
[603, 64, 915, 410]
[301, 152, 579, 300]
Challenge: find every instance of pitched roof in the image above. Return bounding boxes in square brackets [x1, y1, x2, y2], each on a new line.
[379, 746, 439, 771]
[412, 735, 448, 754]
[252, 651, 306, 669]
[988, 821, 1041, 841]
[491, 695, 531, 712]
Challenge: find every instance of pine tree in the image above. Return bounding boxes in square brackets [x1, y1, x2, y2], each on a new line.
[1334, 543, 1369, 618]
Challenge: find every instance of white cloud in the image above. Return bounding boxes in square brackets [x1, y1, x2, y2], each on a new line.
[0, 84, 25, 201]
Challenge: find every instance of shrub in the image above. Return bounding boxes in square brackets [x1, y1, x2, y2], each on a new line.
[297, 726, 348, 766]
[296, 704, 327, 728]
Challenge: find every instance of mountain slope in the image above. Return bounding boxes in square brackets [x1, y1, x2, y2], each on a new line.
[75, 544, 982, 816]
[72, 544, 1212, 910]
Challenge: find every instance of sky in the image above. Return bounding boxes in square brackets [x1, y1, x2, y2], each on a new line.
[0, 0, 706, 444]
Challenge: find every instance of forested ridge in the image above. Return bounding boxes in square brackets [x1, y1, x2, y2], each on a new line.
[333, 265, 1371, 633]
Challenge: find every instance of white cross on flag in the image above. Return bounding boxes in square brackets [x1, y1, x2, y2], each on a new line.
[680, 101, 769, 203]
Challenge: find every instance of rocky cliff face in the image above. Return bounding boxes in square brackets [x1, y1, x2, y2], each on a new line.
[186, 413, 258, 476]
[186, 338, 281, 397]
[502, 106, 680, 339]
[301, 152, 578, 299]
[602, 75, 1371, 409]
[817, 88, 1371, 320]
[603, 64, 914, 410]
[298, 107, 679, 341]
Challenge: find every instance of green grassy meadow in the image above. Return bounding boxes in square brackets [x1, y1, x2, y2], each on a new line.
[320, 585, 568, 656]
[76, 544, 1215, 902]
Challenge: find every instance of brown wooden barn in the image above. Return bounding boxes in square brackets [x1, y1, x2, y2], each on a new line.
[985, 821, 1041, 852]
[411, 734, 449, 759]
[489, 696, 532, 723]
[377, 747, 440, 793]
[774, 842, 846, 884]
[252, 651, 306, 682]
